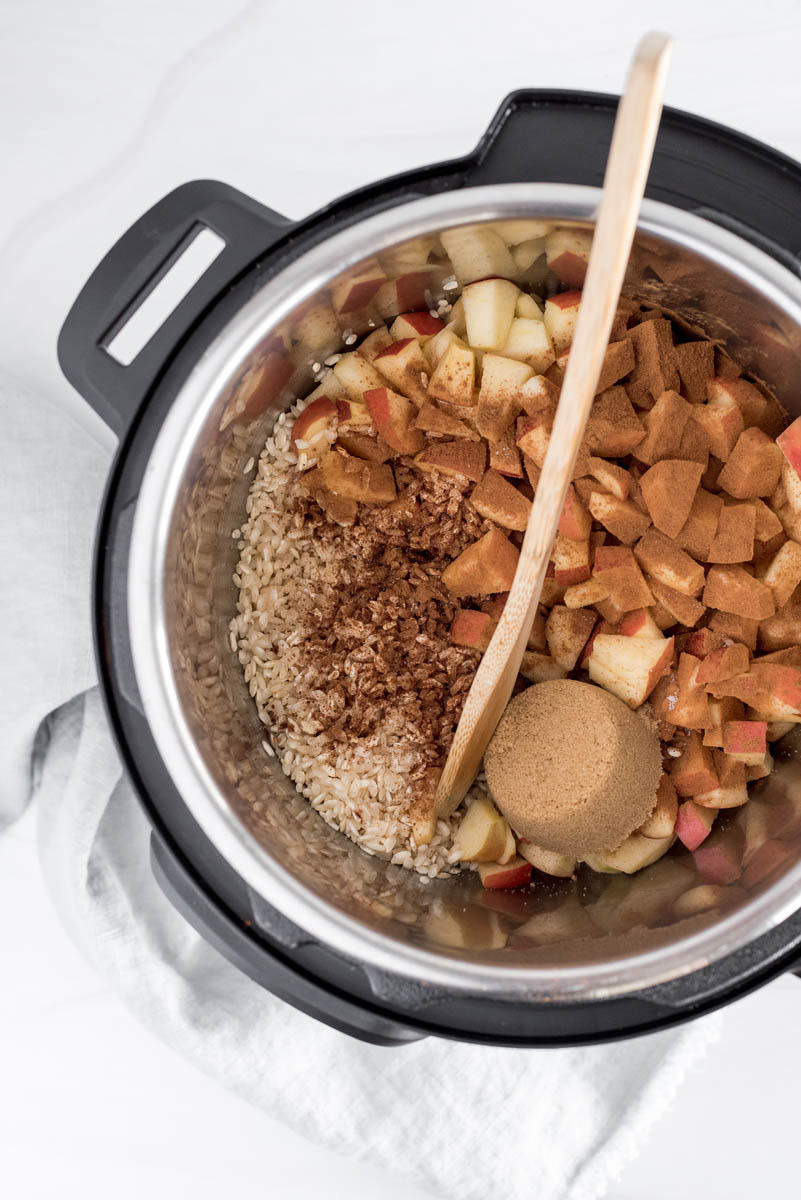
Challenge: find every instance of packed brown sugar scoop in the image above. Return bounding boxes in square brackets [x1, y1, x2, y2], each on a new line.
[435, 32, 673, 861]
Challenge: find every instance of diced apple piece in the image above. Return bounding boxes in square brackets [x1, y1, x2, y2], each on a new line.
[414, 438, 487, 483]
[703, 695, 745, 747]
[617, 608, 665, 639]
[673, 884, 737, 919]
[519, 373, 559, 419]
[624, 319, 679, 408]
[707, 501, 756, 564]
[584, 832, 674, 875]
[558, 484, 592, 540]
[489, 426, 524, 478]
[755, 497, 784, 543]
[390, 311, 445, 342]
[758, 605, 801, 653]
[332, 351, 386, 400]
[442, 528, 519, 597]
[631, 389, 691, 464]
[709, 376, 774, 431]
[675, 489, 724, 561]
[295, 302, 340, 352]
[476, 353, 533, 441]
[364, 387, 424, 455]
[696, 643, 751, 686]
[331, 258, 386, 314]
[491, 219, 552, 246]
[427, 340, 475, 407]
[423, 325, 459, 369]
[723, 720, 767, 765]
[517, 839, 576, 878]
[703, 565, 775, 620]
[674, 340, 715, 403]
[717, 427, 783, 499]
[592, 544, 654, 612]
[319, 449, 396, 504]
[586, 457, 632, 500]
[777, 414, 801, 479]
[379, 234, 438, 274]
[707, 662, 801, 722]
[693, 827, 744, 885]
[563, 578, 610, 609]
[516, 292, 544, 319]
[453, 793, 511, 862]
[450, 609, 496, 652]
[544, 606, 596, 670]
[519, 651, 569, 683]
[440, 224, 516, 285]
[355, 327, 393, 362]
[694, 750, 748, 809]
[543, 290, 582, 355]
[299, 467, 358, 525]
[545, 227, 592, 286]
[639, 459, 703, 538]
[589, 492, 652, 546]
[290, 396, 337, 456]
[478, 856, 533, 890]
[551, 533, 591, 586]
[585, 387, 646, 456]
[374, 338, 430, 406]
[746, 750, 774, 780]
[708, 609, 760, 650]
[694, 386, 745, 460]
[424, 907, 507, 950]
[638, 774, 679, 839]
[470, 469, 531, 531]
[335, 397, 373, 430]
[462, 278, 520, 351]
[681, 627, 724, 658]
[669, 731, 719, 795]
[671, 653, 714, 729]
[646, 576, 705, 627]
[675, 800, 716, 850]
[336, 431, 392, 464]
[758, 540, 801, 608]
[588, 632, 674, 708]
[635, 530, 705, 596]
[414, 401, 478, 441]
[500, 317, 555, 372]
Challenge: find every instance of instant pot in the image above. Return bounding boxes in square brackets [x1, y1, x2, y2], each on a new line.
[59, 91, 801, 1045]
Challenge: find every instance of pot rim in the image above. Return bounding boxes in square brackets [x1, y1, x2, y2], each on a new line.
[128, 182, 801, 998]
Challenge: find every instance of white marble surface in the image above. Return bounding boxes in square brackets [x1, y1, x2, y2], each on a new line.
[4, 1, 801, 1195]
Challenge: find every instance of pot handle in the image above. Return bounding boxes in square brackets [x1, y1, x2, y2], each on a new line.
[57, 180, 293, 438]
[149, 832, 427, 1047]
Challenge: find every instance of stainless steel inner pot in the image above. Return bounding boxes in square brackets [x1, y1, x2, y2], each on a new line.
[127, 183, 801, 1000]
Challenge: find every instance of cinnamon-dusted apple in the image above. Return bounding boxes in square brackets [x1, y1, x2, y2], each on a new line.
[442, 528, 520, 597]
[470, 469, 531, 531]
[319, 448, 396, 503]
[669, 731, 719, 796]
[427, 339, 476, 407]
[543, 290, 581, 353]
[717, 427, 783, 498]
[635, 530, 705, 596]
[589, 492, 652, 545]
[476, 353, 534, 441]
[587, 631, 673, 708]
[757, 540, 801, 608]
[592, 544, 654, 612]
[693, 385, 745, 460]
[584, 387, 646, 456]
[639, 459, 704, 538]
[707, 501, 756, 564]
[413, 401, 479, 441]
[449, 609, 497, 653]
[675, 488, 723, 560]
[703, 565, 775, 620]
[373, 338, 430, 405]
[558, 484, 592, 541]
[723, 720, 768, 766]
[645, 575, 705, 627]
[363, 387, 424, 455]
[414, 438, 486, 482]
[544, 606, 596, 671]
[489, 427, 524, 478]
[332, 350, 386, 399]
[631, 389, 690, 464]
[551, 533, 591, 586]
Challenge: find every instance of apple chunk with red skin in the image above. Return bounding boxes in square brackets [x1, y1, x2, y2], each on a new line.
[450, 609, 496, 652]
[390, 311, 444, 342]
[675, 800, 716, 851]
[374, 338, 430, 406]
[588, 631, 674, 708]
[290, 396, 337, 455]
[364, 387, 424, 455]
[559, 484, 592, 541]
[723, 720, 767, 765]
[478, 857, 533, 890]
[544, 290, 582, 353]
[470, 469, 531, 531]
[331, 257, 386, 314]
[777, 414, 801, 477]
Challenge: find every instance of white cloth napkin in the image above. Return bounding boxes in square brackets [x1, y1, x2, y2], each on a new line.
[0, 369, 722, 1200]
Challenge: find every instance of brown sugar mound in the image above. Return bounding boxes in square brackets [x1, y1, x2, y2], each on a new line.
[484, 680, 663, 858]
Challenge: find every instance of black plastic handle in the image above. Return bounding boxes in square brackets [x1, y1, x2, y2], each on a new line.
[463, 90, 801, 277]
[149, 832, 426, 1047]
[57, 180, 293, 438]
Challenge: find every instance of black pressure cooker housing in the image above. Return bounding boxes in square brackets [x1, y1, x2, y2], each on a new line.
[60, 91, 801, 1045]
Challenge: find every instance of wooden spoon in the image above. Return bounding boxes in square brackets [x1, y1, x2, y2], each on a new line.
[435, 32, 673, 818]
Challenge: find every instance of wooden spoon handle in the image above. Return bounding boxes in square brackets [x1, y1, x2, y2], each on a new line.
[436, 32, 673, 816]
